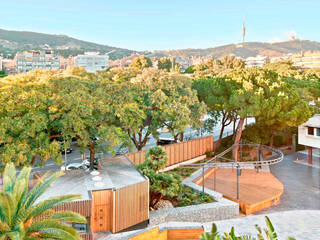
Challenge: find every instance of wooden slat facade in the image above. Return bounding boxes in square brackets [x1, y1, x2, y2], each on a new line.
[90, 190, 113, 232]
[126, 135, 214, 166]
[35, 200, 92, 221]
[113, 181, 149, 233]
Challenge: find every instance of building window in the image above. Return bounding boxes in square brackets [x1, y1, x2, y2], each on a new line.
[317, 128, 320, 137]
[308, 127, 314, 136]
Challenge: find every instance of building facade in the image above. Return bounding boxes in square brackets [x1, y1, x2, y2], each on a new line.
[74, 52, 109, 72]
[0, 57, 2, 72]
[60, 56, 75, 70]
[291, 51, 320, 69]
[298, 114, 320, 164]
[16, 50, 60, 73]
[245, 55, 269, 68]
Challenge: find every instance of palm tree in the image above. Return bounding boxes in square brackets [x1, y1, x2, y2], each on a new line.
[0, 162, 86, 240]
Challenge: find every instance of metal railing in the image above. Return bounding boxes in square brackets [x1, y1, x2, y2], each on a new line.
[180, 143, 284, 199]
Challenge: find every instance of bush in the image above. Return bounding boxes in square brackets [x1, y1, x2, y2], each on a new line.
[137, 146, 182, 208]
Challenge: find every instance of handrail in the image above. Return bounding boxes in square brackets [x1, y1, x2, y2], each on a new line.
[181, 143, 284, 169]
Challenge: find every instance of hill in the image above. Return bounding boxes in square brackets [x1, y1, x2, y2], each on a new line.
[0, 28, 137, 59]
[154, 40, 320, 59]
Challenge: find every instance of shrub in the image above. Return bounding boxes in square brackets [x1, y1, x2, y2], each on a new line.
[137, 146, 182, 208]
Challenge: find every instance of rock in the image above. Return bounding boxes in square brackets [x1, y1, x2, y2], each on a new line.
[154, 199, 174, 210]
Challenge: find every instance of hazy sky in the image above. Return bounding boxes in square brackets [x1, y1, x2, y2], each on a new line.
[1, 0, 320, 51]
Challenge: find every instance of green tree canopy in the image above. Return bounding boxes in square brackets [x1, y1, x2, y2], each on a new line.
[113, 68, 206, 150]
[129, 56, 152, 69]
[0, 70, 61, 167]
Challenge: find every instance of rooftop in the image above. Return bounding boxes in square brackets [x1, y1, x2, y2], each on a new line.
[36, 155, 146, 202]
[302, 114, 320, 128]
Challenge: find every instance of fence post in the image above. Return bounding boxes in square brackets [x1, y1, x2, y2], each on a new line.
[236, 165, 241, 200]
[202, 166, 205, 194]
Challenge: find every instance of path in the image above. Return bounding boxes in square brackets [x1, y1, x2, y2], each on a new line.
[257, 152, 320, 214]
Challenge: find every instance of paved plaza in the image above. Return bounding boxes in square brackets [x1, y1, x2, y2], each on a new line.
[258, 152, 320, 213]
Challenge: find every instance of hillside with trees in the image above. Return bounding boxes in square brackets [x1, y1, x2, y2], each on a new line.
[154, 40, 320, 59]
[0, 28, 137, 59]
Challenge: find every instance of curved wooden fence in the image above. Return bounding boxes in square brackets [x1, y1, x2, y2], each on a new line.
[126, 136, 214, 167]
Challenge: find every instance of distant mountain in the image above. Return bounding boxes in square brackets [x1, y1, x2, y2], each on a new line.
[154, 40, 320, 59]
[0, 28, 137, 59]
[1, 28, 320, 61]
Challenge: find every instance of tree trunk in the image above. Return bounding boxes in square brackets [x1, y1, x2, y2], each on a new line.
[150, 191, 162, 209]
[219, 124, 226, 140]
[233, 118, 245, 162]
[179, 132, 184, 142]
[89, 142, 95, 171]
[270, 131, 274, 148]
[31, 156, 36, 165]
[173, 134, 179, 143]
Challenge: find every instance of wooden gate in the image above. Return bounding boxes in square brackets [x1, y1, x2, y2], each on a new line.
[91, 190, 113, 232]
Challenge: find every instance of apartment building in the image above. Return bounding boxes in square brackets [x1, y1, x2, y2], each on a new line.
[60, 56, 74, 70]
[2, 58, 17, 75]
[298, 114, 320, 164]
[74, 52, 109, 72]
[291, 51, 320, 69]
[16, 50, 60, 73]
[245, 55, 269, 68]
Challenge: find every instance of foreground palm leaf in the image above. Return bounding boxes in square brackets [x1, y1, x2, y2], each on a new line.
[0, 162, 86, 240]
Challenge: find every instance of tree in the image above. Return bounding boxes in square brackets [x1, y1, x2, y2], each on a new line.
[0, 70, 7, 78]
[0, 70, 61, 167]
[137, 146, 182, 208]
[115, 69, 205, 150]
[129, 56, 152, 69]
[157, 57, 172, 72]
[218, 55, 245, 69]
[48, 67, 123, 170]
[192, 77, 241, 140]
[227, 68, 312, 159]
[0, 162, 86, 239]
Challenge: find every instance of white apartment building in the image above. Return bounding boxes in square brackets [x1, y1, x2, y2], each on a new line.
[16, 50, 60, 73]
[245, 55, 269, 68]
[74, 52, 109, 73]
[298, 114, 320, 164]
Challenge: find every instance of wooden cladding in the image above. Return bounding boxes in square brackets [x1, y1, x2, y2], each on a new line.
[35, 200, 92, 221]
[113, 181, 149, 233]
[126, 136, 214, 166]
[91, 190, 113, 232]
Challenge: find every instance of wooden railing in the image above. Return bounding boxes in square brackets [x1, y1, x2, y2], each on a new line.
[126, 136, 214, 167]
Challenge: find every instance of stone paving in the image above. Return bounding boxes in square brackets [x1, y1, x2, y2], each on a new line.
[257, 152, 320, 214]
[204, 210, 320, 240]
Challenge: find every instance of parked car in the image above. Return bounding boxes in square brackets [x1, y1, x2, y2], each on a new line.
[157, 138, 176, 146]
[82, 159, 98, 170]
[64, 163, 89, 171]
[61, 147, 73, 155]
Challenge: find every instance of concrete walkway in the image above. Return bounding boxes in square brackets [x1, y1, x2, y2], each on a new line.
[258, 152, 320, 213]
[205, 210, 320, 240]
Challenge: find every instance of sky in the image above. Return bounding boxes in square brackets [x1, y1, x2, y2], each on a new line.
[1, 0, 320, 51]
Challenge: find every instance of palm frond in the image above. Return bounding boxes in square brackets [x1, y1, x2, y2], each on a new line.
[48, 211, 86, 223]
[28, 194, 82, 219]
